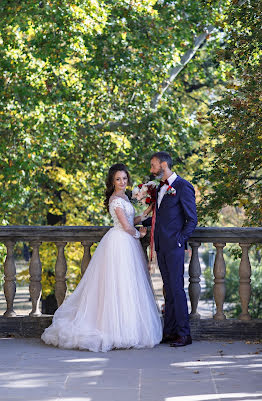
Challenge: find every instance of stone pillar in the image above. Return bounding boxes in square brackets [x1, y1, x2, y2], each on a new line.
[3, 241, 17, 317]
[81, 241, 93, 275]
[238, 243, 252, 321]
[213, 243, 226, 320]
[188, 242, 201, 319]
[29, 241, 42, 316]
[55, 242, 67, 307]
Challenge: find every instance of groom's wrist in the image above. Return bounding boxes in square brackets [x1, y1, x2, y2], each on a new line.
[140, 212, 148, 222]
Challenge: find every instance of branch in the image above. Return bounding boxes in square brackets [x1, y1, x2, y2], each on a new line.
[177, 90, 209, 106]
[150, 0, 248, 111]
[185, 83, 212, 93]
[84, 0, 248, 132]
[245, 177, 262, 190]
[150, 25, 215, 110]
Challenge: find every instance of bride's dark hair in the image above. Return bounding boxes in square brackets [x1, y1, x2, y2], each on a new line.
[104, 163, 131, 212]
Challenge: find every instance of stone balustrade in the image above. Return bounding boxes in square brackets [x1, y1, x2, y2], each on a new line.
[0, 226, 261, 324]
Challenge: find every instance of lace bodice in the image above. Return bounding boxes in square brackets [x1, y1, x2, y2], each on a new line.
[109, 196, 140, 238]
[109, 197, 135, 228]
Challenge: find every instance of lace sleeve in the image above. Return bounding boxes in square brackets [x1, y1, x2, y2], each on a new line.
[110, 198, 140, 239]
[110, 197, 125, 211]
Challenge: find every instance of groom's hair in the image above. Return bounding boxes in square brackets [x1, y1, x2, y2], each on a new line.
[151, 152, 173, 169]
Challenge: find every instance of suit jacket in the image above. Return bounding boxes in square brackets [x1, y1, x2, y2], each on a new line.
[143, 175, 197, 252]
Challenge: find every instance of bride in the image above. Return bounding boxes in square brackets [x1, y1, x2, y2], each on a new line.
[41, 163, 162, 352]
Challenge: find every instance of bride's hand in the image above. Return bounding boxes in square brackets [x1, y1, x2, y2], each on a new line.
[139, 227, 147, 238]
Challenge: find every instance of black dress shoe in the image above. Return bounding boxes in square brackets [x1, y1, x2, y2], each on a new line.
[170, 335, 192, 347]
[160, 334, 179, 344]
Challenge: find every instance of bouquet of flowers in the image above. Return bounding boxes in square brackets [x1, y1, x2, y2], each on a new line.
[132, 181, 157, 205]
[132, 180, 158, 264]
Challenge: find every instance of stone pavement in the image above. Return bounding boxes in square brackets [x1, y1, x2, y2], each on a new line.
[0, 338, 261, 401]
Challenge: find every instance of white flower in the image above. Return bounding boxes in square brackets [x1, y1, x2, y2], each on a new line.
[145, 181, 157, 188]
[132, 187, 140, 198]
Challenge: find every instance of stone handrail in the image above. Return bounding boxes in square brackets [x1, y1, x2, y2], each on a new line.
[0, 226, 261, 321]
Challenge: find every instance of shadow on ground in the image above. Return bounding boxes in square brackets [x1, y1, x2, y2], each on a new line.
[0, 338, 261, 401]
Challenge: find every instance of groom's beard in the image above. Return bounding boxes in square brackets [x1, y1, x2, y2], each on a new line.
[154, 168, 164, 180]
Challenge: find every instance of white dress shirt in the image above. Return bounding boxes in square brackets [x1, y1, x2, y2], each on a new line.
[157, 172, 177, 208]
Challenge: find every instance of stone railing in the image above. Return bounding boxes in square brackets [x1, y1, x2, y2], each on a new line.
[0, 226, 262, 324]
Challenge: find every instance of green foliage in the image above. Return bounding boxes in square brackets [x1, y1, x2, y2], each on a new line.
[200, 1, 262, 226]
[0, 0, 229, 226]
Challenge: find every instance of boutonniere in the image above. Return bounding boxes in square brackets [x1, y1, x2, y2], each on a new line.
[166, 185, 176, 196]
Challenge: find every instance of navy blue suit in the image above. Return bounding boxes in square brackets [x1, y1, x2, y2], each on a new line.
[143, 175, 197, 337]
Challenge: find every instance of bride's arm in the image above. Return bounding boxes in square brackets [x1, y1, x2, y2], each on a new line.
[134, 204, 153, 225]
[115, 207, 146, 238]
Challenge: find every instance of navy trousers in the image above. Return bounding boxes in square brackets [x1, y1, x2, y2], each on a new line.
[157, 247, 190, 337]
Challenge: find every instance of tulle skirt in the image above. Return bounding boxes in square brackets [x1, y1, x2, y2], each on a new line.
[41, 227, 163, 352]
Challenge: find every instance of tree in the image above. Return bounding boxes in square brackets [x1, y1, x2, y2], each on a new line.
[0, 0, 228, 226]
[1, 1, 253, 299]
[200, 0, 262, 226]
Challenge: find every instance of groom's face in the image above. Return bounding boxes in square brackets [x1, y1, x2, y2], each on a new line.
[150, 157, 164, 179]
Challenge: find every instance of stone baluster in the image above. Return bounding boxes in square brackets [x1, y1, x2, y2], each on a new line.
[213, 243, 226, 320]
[55, 242, 67, 307]
[3, 241, 17, 317]
[238, 243, 252, 321]
[29, 241, 42, 316]
[81, 241, 93, 275]
[188, 242, 201, 319]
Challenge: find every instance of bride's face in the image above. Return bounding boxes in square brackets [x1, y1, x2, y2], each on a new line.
[113, 171, 128, 192]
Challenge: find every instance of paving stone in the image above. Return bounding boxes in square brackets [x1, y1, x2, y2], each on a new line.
[0, 339, 261, 401]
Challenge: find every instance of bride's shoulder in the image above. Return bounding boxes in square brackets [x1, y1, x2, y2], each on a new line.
[109, 196, 124, 209]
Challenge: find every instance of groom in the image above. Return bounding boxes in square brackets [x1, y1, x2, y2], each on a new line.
[143, 152, 197, 347]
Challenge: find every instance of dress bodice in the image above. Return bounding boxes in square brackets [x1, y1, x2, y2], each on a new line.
[109, 196, 135, 229]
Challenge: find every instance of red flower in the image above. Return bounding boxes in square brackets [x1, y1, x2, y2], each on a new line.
[166, 186, 176, 196]
[138, 184, 143, 188]
[145, 197, 151, 204]
[147, 186, 156, 201]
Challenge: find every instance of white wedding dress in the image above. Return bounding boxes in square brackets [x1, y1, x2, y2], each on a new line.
[41, 196, 162, 352]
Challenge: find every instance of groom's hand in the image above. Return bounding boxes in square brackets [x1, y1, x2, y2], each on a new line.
[139, 227, 147, 238]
